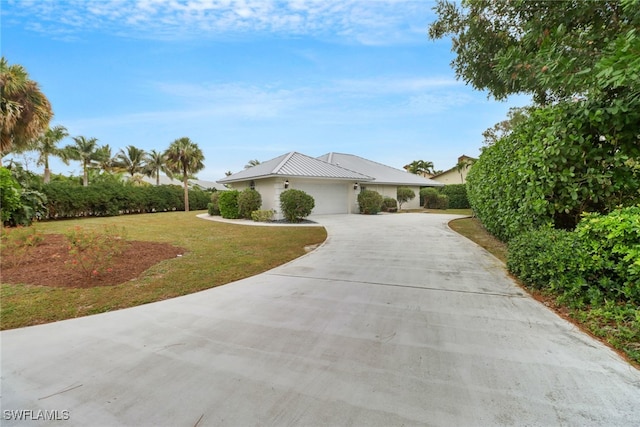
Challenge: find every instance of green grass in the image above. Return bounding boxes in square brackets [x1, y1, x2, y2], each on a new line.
[0, 211, 327, 329]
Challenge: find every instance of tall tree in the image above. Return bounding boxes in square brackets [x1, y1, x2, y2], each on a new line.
[95, 144, 117, 173]
[164, 137, 205, 212]
[64, 136, 101, 186]
[114, 145, 148, 177]
[428, 0, 637, 104]
[145, 149, 172, 185]
[0, 57, 53, 155]
[32, 125, 69, 183]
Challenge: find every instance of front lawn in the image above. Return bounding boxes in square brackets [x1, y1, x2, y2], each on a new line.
[0, 211, 327, 329]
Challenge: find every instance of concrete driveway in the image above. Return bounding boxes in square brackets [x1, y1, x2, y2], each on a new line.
[2, 213, 639, 426]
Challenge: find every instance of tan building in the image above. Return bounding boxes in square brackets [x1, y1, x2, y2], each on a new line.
[431, 155, 476, 185]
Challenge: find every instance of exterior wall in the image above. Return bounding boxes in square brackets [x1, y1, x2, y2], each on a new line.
[432, 169, 468, 184]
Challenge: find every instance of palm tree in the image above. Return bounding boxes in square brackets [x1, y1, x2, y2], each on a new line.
[164, 137, 205, 212]
[95, 144, 117, 173]
[64, 136, 101, 186]
[33, 125, 69, 183]
[455, 158, 474, 183]
[114, 145, 148, 177]
[145, 149, 172, 185]
[404, 160, 435, 176]
[0, 57, 53, 155]
[244, 159, 261, 169]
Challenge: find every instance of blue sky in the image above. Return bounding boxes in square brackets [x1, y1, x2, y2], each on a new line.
[2, 0, 529, 182]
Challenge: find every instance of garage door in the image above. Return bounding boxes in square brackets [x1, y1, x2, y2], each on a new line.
[294, 182, 349, 215]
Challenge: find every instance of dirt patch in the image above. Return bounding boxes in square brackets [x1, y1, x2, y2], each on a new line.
[1, 234, 185, 288]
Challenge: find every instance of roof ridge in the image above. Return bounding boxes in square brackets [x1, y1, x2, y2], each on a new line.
[272, 151, 297, 174]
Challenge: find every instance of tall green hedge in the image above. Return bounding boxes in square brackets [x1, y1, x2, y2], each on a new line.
[467, 99, 640, 242]
[439, 184, 469, 209]
[41, 182, 210, 219]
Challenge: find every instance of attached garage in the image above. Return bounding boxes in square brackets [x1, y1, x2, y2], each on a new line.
[291, 180, 351, 215]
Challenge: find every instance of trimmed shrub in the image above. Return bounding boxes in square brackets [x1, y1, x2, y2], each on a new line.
[420, 187, 439, 209]
[382, 197, 397, 212]
[435, 194, 449, 210]
[208, 192, 221, 215]
[237, 188, 262, 219]
[439, 184, 470, 209]
[218, 190, 240, 219]
[357, 189, 383, 215]
[280, 189, 314, 222]
[0, 167, 22, 224]
[251, 209, 275, 222]
[396, 187, 416, 210]
[507, 227, 591, 292]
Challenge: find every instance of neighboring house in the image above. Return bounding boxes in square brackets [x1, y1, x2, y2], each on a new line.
[431, 155, 476, 185]
[217, 151, 443, 218]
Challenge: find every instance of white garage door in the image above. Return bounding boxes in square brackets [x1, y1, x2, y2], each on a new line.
[294, 183, 349, 215]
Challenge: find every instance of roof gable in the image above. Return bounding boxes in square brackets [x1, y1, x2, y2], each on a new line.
[218, 152, 373, 183]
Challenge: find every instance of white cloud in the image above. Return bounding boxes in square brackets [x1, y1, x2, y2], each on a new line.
[4, 0, 435, 44]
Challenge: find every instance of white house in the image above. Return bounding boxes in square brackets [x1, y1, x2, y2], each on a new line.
[217, 151, 443, 217]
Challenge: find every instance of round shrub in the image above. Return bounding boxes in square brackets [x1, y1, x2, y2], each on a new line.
[420, 187, 439, 208]
[237, 188, 262, 219]
[280, 189, 314, 222]
[382, 197, 397, 212]
[208, 191, 221, 215]
[218, 190, 240, 219]
[357, 189, 383, 215]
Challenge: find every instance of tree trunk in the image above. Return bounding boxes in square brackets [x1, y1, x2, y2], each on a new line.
[183, 175, 189, 212]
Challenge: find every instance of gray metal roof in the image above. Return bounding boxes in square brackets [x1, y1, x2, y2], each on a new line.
[317, 152, 444, 187]
[218, 152, 373, 183]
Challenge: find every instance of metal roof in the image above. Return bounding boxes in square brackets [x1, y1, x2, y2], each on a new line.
[317, 152, 444, 187]
[218, 152, 373, 183]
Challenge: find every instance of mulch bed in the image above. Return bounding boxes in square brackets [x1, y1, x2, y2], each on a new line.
[1, 234, 185, 288]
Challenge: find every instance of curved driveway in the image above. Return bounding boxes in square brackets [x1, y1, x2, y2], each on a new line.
[2, 213, 639, 426]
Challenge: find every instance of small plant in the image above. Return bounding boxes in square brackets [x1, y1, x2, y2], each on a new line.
[238, 188, 262, 219]
[65, 225, 128, 279]
[357, 189, 383, 214]
[280, 189, 315, 222]
[251, 209, 275, 222]
[396, 187, 415, 210]
[0, 225, 45, 267]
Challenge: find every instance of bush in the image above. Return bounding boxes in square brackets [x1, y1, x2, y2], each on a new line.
[218, 190, 240, 219]
[251, 209, 275, 222]
[381, 197, 397, 212]
[208, 191, 221, 215]
[420, 187, 439, 208]
[0, 167, 22, 224]
[576, 207, 640, 305]
[507, 227, 592, 297]
[439, 184, 470, 209]
[237, 188, 262, 219]
[435, 194, 449, 210]
[396, 187, 415, 210]
[357, 189, 383, 215]
[280, 189, 314, 222]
